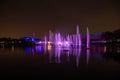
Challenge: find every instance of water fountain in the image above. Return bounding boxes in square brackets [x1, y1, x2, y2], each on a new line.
[75, 24, 81, 47]
[47, 25, 83, 48]
[41, 24, 90, 50]
[87, 27, 90, 49]
[44, 36, 47, 53]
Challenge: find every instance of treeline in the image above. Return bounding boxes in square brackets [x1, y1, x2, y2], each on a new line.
[0, 37, 35, 47]
[102, 29, 120, 43]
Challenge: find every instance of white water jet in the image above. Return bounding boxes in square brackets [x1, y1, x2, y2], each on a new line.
[87, 27, 90, 48]
[75, 25, 82, 47]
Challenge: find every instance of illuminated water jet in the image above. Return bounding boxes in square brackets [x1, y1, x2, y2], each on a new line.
[87, 27, 90, 49]
[47, 25, 82, 48]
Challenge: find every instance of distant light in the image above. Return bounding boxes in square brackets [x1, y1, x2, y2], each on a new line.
[35, 41, 42, 45]
[48, 41, 52, 45]
[64, 41, 70, 47]
[48, 45, 52, 51]
[38, 41, 42, 44]
[32, 38, 35, 42]
[58, 41, 62, 46]
[18, 41, 22, 43]
[26, 38, 29, 39]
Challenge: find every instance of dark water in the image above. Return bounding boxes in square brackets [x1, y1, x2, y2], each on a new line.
[0, 44, 120, 79]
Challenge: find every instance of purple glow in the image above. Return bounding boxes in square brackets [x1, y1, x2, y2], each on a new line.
[44, 36, 47, 44]
[76, 48, 81, 67]
[66, 51, 70, 62]
[55, 47, 61, 63]
[86, 49, 90, 65]
[46, 25, 82, 47]
[38, 41, 42, 44]
[58, 41, 62, 46]
[64, 41, 70, 47]
[32, 48, 35, 57]
[76, 25, 81, 46]
[36, 45, 43, 53]
[35, 41, 42, 45]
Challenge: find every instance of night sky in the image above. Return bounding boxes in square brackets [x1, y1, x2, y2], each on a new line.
[0, 0, 120, 38]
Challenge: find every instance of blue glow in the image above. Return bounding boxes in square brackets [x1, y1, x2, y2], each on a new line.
[32, 38, 35, 42]
[25, 47, 30, 54]
[22, 37, 40, 43]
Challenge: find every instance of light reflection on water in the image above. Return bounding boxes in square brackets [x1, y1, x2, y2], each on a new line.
[0, 44, 120, 78]
[23, 44, 107, 67]
[1, 44, 119, 68]
[86, 49, 90, 65]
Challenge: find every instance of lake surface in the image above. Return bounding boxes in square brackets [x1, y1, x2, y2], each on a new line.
[0, 44, 120, 79]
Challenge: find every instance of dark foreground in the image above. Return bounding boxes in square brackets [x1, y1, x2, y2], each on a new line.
[0, 45, 120, 79]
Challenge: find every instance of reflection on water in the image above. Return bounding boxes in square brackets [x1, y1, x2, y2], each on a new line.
[23, 44, 115, 67]
[86, 49, 90, 65]
[1, 44, 120, 67]
[24, 45, 84, 67]
[105, 45, 120, 53]
[75, 48, 81, 67]
[36, 45, 43, 53]
[0, 44, 120, 78]
[25, 47, 30, 54]
[25, 46, 43, 54]
[103, 44, 120, 61]
[11, 46, 15, 52]
[55, 47, 61, 63]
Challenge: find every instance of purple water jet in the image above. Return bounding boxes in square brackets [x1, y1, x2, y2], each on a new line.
[47, 25, 82, 47]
